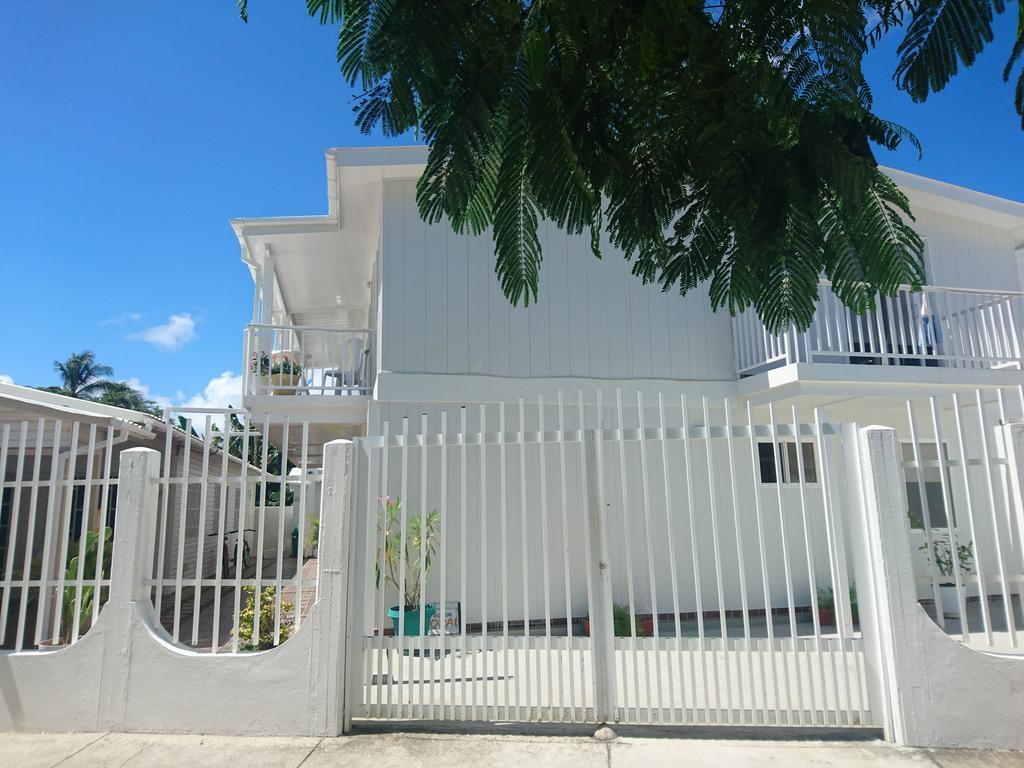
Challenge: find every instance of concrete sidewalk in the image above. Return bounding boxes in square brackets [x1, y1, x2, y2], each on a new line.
[2, 729, 1024, 768]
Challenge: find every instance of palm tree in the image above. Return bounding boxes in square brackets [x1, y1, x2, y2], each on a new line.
[97, 381, 160, 415]
[52, 351, 114, 399]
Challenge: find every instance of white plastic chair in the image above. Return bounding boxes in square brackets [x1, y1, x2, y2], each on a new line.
[342, 336, 365, 393]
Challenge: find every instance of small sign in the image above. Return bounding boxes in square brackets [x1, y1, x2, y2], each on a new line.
[427, 601, 461, 635]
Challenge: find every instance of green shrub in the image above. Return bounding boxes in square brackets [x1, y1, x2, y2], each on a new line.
[306, 517, 320, 552]
[612, 602, 633, 637]
[234, 586, 293, 650]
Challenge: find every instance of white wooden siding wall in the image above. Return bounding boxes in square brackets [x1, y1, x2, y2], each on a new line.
[380, 179, 736, 381]
[914, 208, 1021, 291]
[361, 397, 846, 629]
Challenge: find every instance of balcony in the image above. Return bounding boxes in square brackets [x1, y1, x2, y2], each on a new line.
[734, 282, 1024, 377]
[243, 324, 374, 422]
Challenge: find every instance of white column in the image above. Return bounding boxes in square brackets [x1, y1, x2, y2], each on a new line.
[97, 447, 160, 730]
[584, 428, 615, 723]
[843, 424, 927, 745]
[310, 439, 355, 735]
[258, 250, 276, 363]
[260, 251, 276, 326]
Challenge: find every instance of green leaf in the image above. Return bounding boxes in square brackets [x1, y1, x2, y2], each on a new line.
[894, 0, 1000, 101]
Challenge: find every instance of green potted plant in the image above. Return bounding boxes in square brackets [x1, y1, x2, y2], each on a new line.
[920, 537, 975, 618]
[817, 586, 858, 628]
[583, 603, 653, 637]
[817, 586, 836, 627]
[269, 355, 303, 395]
[376, 496, 441, 636]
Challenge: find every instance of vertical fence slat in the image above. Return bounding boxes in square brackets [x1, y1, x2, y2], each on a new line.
[35, 418, 62, 647]
[951, 392, 994, 645]
[0, 422, 27, 647]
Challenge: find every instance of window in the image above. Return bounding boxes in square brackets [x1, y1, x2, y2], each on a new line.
[901, 442, 955, 529]
[758, 441, 817, 484]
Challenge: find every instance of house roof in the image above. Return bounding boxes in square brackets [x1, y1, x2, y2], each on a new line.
[0, 382, 161, 429]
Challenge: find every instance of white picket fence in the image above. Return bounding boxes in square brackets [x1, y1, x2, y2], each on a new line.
[6, 388, 1024, 741]
[147, 409, 321, 653]
[346, 393, 873, 727]
[898, 388, 1024, 652]
[0, 418, 118, 651]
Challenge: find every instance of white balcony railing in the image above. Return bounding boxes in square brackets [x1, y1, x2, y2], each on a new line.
[244, 324, 374, 397]
[734, 282, 1024, 376]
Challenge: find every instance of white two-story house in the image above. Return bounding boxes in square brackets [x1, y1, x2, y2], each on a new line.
[229, 145, 1024, 631]
[232, 146, 1024, 422]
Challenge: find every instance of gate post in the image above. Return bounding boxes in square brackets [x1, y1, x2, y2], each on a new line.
[842, 424, 925, 744]
[98, 446, 161, 730]
[312, 438, 356, 735]
[583, 429, 616, 723]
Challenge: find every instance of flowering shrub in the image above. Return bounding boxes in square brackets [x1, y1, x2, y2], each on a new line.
[234, 586, 293, 650]
[271, 355, 303, 376]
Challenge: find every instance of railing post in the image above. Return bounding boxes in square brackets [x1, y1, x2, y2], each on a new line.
[584, 428, 616, 724]
[97, 447, 160, 730]
[842, 424, 926, 744]
[311, 439, 355, 735]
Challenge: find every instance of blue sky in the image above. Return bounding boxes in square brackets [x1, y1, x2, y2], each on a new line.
[1, 3, 1022, 408]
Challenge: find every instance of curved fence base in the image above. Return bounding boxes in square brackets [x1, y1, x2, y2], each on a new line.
[901, 605, 1024, 749]
[2, 441, 355, 737]
[0, 600, 343, 737]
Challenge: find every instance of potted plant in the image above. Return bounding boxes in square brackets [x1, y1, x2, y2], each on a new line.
[583, 603, 653, 637]
[817, 586, 858, 628]
[920, 537, 975, 618]
[817, 586, 836, 627]
[250, 351, 271, 392]
[376, 496, 441, 636]
[269, 355, 303, 395]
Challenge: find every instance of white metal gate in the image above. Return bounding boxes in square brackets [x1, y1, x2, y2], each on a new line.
[346, 393, 877, 728]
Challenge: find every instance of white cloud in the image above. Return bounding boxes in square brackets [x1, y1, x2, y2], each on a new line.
[125, 371, 243, 433]
[180, 371, 243, 411]
[164, 371, 243, 433]
[131, 313, 197, 351]
[0, 374, 13, 385]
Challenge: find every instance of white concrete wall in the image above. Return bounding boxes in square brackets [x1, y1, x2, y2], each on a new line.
[379, 179, 736, 382]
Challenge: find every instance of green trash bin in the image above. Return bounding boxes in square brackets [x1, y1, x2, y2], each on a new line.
[291, 526, 299, 559]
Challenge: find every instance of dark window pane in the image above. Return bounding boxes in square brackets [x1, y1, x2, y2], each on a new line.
[906, 481, 950, 529]
[758, 442, 777, 483]
[801, 442, 817, 484]
[784, 443, 798, 483]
